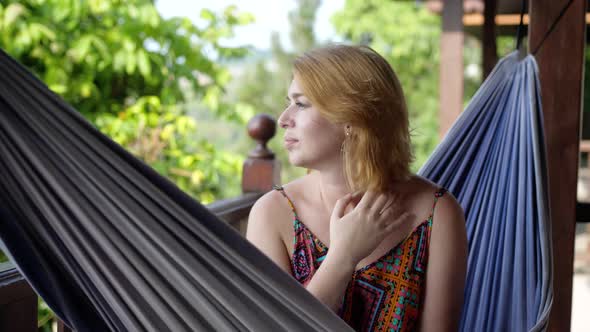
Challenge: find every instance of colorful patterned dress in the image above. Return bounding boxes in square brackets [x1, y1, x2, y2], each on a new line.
[274, 186, 446, 332]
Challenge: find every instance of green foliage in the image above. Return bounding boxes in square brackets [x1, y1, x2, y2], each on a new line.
[37, 297, 54, 332]
[333, 0, 441, 171]
[497, 35, 518, 57]
[0, 0, 253, 203]
[288, 0, 320, 52]
[0, 249, 7, 263]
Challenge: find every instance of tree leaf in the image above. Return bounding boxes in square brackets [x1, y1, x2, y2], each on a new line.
[4, 3, 27, 27]
[137, 49, 151, 77]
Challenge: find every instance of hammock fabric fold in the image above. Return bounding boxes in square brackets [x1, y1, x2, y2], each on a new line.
[0, 49, 353, 332]
[0, 48, 552, 332]
[418, 51, 553, 332]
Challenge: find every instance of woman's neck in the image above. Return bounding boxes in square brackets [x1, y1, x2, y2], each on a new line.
[315, 169, 350, 215]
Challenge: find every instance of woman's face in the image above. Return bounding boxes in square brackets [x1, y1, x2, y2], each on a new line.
[278, 78, 345, 170]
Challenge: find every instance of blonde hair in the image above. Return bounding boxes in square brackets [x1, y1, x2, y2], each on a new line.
[293, 44, 413, 192]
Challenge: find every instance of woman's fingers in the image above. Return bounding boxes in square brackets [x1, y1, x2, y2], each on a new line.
[332, 193, 353, 219]
[371, 193, 390, 215]
[360, 191, 403, 216]
[350, 191, 363, 207]
[387, 194, 400, 210]
[374, 193, 402, 218]
[356, 190, 377, 210]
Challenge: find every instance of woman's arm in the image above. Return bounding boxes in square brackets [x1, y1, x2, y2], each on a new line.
[246, 192, 293, 274]
[300, 250, 356, 312]
[418, 194, 468, 332]
[246, 191, 357, 312]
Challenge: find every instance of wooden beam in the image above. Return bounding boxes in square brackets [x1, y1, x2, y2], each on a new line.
[464, 13, 590, 26]
[528, 1, 587, 331]
[482, 0, 498, 79]
[439, 0, 464, 138]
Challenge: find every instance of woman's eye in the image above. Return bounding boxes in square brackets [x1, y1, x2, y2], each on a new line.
[295, 102, 307, 109]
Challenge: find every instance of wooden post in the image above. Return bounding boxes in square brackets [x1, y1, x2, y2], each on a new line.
[482, 0, 498, 79]
[0, 270, 37, 332]
[528, 1, 587, 331]
[242, 114, 280, 193]
[439, 0, 464, 138]
[57, 319, 73, 332]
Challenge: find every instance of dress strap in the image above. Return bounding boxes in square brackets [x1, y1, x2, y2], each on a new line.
[429, 188, 447, 220]
[273, 185, 299, 219]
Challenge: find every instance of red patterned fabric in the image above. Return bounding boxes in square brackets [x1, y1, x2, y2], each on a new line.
[274, 186, 446, 332]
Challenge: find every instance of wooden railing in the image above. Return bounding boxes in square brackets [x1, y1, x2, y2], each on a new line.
[0, 113, 280, 331]
[0, 268, 37, 331]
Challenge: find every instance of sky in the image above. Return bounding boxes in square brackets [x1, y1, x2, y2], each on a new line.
[155, 0, 345, 51]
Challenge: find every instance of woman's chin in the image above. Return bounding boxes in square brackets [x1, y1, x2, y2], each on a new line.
[288, 158, 303, 167]
[287, 154, 307, 168]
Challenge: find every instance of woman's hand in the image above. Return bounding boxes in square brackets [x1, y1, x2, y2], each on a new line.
[328, 191, 409, 269]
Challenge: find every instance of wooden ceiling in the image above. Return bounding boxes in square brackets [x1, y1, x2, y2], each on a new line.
[425, 0, 587, 15]
[424, 0, 589, 38]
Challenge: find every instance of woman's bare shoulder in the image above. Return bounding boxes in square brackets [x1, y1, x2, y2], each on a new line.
[391, 175, 463, 225]
[280, 173, 314, 199]
[402, 175, 440, 193]
[249, 189, 290, 226]
[264, 173, 318, 214]
[407, 176, 463, 218]
[248, 174, 313, 236]
[246, 186, 297, 273]
[393, 175, 441, 204]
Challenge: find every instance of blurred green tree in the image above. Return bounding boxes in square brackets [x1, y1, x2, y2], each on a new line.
[0, 0, 253, 204]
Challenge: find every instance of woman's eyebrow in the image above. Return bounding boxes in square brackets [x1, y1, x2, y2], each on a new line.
[287, 92, 304, 100]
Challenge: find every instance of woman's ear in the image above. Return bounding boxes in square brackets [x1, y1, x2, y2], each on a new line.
[345, 125, 351, 137]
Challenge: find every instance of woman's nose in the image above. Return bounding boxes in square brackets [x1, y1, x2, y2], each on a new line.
[278, 109, 293, 129]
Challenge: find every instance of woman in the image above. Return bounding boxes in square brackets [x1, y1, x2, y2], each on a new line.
[246, 44, 467, 332]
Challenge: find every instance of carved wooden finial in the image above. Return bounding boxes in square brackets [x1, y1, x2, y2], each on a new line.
[247, 113, 276, 159]
[242, 113, 280, 193]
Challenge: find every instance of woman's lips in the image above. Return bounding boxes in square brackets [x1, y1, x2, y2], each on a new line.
[284, 138, 299, 149]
